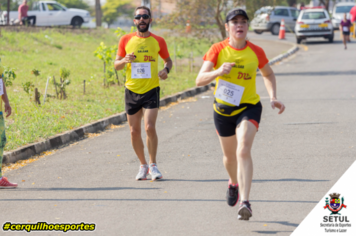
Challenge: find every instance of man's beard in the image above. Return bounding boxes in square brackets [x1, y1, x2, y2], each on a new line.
[136, 22, 149, 33]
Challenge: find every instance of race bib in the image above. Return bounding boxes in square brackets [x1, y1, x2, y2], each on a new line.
[215, 79, 244, 106]
[131, 63, 151, 79]
[0, 79, 3, 96]
[343, 26, 349, 32]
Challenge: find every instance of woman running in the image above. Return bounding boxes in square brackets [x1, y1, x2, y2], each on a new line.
[196, 8, 285, 220]
[340, 13, 352, 50]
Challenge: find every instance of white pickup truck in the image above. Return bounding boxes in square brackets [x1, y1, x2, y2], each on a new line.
[1, 1, 90, 27]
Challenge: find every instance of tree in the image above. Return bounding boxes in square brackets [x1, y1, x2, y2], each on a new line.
[287, 0, 297, 7]
[102, 0, 131, 28]
[95, 0, 102, 27]
[160, 0, 245, 40]
[319, 0, 331, 11]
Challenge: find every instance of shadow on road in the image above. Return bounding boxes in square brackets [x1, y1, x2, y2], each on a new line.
[251, 200, 318, 203]
[0, 198, 317, 203]
[0, 187, 160, 191]
[254, 220, 299, 227]
[275, 70, 356, 76]
[0, 198, 225, 202]
[252, 231, 294, 235]
[253, 178, 328, 182]
[162, 178, 328, 183]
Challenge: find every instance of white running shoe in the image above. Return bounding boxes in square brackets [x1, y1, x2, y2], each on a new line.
[136, 164, 149, 180]
[149, 163, 163, 180]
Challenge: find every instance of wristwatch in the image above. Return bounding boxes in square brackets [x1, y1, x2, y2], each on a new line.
[164, 67, 170, 74]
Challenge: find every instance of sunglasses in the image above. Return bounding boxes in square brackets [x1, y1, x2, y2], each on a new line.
[134, 14, 150, 20]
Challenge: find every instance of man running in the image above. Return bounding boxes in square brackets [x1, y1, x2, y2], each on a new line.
[114, 6, 172, 181]
[196, 8, 285, 220]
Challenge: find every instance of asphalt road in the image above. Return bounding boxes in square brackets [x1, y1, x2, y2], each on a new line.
[0, 35, 355, 236]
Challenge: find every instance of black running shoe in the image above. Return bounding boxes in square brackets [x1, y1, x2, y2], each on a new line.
[226, 184, 239, 207]
[238, 201, 252, 220]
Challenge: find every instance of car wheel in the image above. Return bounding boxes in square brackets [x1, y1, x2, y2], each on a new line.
[254, 30, 263, 34]
[271, 23, 280, 35]
[328, 33, 334, 43]
[296, 37, 302, 44]
[71, 17, 83, 28]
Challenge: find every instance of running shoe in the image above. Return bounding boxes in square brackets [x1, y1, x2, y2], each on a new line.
[0, 177, 18, 188]
[136, 164, 149, 180]
[226, 182, 239, 207]
[238, 201, 252, 220]
[149, 163, 162, 180]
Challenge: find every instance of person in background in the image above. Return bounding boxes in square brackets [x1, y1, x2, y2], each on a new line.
[18, 0, 36, 26]
[350, 5, 356, 38]
[340, 13, 351, 49]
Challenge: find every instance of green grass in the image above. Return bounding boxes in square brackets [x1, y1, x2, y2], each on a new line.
[0, 28, 213, 151]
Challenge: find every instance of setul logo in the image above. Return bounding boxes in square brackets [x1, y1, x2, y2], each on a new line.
[324, 193, 347, 215]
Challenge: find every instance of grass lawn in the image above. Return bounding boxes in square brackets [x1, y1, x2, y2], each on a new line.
[0, 27, 213, 151]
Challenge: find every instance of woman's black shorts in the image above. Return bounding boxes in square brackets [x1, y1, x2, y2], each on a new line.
[343, 31, 350, 36]
[214, 102, 262, 137]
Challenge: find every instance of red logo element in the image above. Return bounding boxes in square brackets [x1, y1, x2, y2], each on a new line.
[144, 56, 155, 62]
[237, 72, 251, 80]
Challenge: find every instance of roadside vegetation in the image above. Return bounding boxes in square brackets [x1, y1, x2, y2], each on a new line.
[0, 27, 212, 151]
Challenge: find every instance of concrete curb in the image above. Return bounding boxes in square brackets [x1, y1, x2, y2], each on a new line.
[3, 42, 299, 165]
[3, 84, 211, 164]
[268, 44, 299, 66]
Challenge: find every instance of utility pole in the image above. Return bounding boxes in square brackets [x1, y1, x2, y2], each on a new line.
[7, 0, 10, 25]
[95, 0, 102, 27]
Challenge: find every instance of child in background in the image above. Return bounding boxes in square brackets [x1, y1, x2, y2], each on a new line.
[0, 61, 18, 188]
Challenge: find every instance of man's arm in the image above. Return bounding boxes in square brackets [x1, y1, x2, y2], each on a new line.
[158, 57, 172, 80]
[114, 53, 135, 71]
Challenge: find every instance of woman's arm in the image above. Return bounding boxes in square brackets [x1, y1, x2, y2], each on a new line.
[259, 64, 285, 114]
[196, 61, 235, 86]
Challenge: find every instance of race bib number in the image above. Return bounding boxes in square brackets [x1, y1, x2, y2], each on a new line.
[215, 80, 244, 106]
[343, 26, 349, 32]
[0, 79, 3, 96]
[131, 63, 151, 79]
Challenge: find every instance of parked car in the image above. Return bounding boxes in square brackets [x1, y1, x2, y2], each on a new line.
[1, 1, 90, 27]
[251, 6, 299, 35]
[332, 2, 356, 29]
[295, 8, 334, 44]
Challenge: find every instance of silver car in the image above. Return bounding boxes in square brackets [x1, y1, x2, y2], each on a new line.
[251, 6, 300, 35]
[332, 2, 355, 29]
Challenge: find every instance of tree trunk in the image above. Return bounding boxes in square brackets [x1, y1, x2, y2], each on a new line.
[114, 69, 120, 86]
[95, 0, 102, 27]
[319, 0, 330, 11]
[34, 88, 41, 105]
[287, 0, 297, 7]
[53, 76, 59, 99]
[215, 0, 226, 40]
[7, 0, 10, 25]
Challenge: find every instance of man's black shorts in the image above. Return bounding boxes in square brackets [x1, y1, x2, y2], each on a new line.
[214, 102, 262, 137]
[125, 87, 160, 115]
